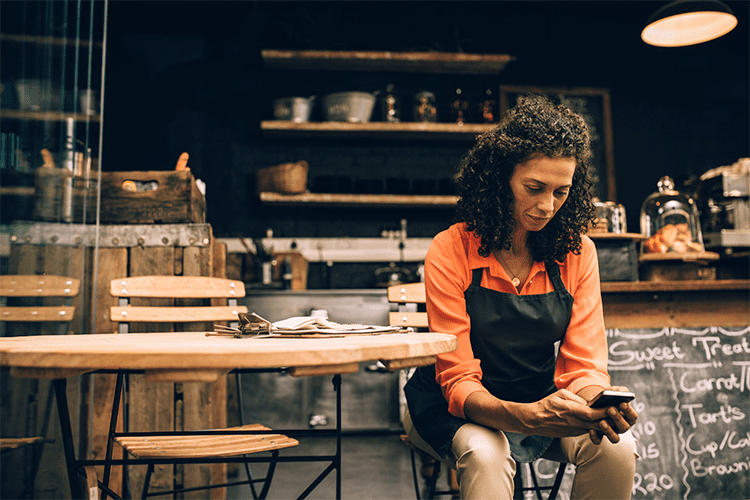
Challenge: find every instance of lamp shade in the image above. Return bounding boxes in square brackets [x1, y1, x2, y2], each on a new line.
[642, 0, 738, 47]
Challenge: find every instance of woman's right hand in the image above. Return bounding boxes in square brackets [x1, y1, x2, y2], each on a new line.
[465, 389, 606, 439]
[522, 389, 606, 437]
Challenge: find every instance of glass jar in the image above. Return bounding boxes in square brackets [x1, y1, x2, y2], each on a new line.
[413, 91, 437, 122]
[593, 199, 627, 233]
[640, 176, 705, 253]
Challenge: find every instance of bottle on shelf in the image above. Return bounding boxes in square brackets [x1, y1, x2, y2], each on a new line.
[449, 86, 470, 125]
[478, 87, 498, 124]
[379, 84, 401, 123]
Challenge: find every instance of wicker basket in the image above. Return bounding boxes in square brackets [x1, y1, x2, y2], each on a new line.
[256, 161, 309, 194]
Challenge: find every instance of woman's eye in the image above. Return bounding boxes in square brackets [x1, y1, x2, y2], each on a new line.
[526, 186, 542, 193]
[555, 191, 569, 197]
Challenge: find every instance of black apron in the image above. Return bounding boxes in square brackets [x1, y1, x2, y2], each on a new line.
[404, 261, 574, 461]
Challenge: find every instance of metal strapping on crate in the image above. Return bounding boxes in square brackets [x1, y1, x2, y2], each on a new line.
[7, 222, 212, 247]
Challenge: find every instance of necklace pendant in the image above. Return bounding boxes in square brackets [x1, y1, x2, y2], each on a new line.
[511, 277, 520, 287]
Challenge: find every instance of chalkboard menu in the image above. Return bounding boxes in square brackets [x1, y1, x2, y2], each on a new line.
[608, 326, 750, 499]
[499, 86, 616, 203]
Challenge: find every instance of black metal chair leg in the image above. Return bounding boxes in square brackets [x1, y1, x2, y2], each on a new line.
[409, 448, 422, 500]
[101, 373, 124, 500]
[548, 463, 566, 500]
[257, 450, 280, 500]
[141, 463, 154, 499]
[426, 460, 440, 500]
[526, 463, 544, 500]
[521, 461, 566, 500]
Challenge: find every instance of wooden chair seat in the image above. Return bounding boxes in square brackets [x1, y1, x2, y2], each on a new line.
[116, 424, 299, 459]
[0, 437, 49, 452]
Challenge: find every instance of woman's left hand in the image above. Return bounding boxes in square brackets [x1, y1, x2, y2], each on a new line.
[581, 386, 639, 445]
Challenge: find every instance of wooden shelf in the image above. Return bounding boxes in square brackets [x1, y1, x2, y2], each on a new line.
[260, 120, 492, 140]
[261, 50, 515, 74]
[601, 279, 749, 293]
[0, 187, 35, 196]
[1, 109, 101, 123]
[259, 191, 458, 208]
[588, 232, 646, 240]
[639, 251, 720, 262]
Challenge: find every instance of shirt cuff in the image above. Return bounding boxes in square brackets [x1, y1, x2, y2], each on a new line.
[566, 377, 609, 397]
[448, 380, 490, 420]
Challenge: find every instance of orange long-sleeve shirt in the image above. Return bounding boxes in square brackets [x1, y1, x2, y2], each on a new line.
[425, 223, 610, 419]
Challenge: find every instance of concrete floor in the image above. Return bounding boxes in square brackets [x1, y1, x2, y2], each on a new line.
[226, 432, 440, 500]
[226, 433, 574, 500]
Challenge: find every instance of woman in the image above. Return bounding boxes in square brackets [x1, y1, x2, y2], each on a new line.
[404, 95, 638, 499]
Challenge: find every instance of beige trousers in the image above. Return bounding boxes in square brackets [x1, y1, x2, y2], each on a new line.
[404, 410, 638, 500]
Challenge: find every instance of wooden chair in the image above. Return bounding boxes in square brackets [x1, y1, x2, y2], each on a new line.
[0, 274, 80, 498]
[107, 275, 298, 500]
[388, 282, 566, 500]
[0, 274, 79, 335]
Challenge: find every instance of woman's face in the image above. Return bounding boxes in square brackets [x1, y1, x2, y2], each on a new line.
[509, 156, 576, 232]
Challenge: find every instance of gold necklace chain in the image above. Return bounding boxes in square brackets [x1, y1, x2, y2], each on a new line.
[496, 250, 531, 288]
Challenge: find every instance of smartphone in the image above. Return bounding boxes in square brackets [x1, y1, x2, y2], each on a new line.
[587, 389, 635, 409]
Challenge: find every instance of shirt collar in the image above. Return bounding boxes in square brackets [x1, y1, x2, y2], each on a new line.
[463, 226, 545, 281]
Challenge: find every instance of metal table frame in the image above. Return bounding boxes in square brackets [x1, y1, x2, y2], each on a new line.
[54, 370, 344, 500]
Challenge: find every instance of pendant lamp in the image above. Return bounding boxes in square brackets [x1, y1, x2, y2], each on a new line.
[641, 0, 738, 47]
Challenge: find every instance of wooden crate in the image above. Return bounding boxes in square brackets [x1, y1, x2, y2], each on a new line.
[3, 222, 227, 499]
[33, 167, 98, 223]
[99, 170, 206, 224]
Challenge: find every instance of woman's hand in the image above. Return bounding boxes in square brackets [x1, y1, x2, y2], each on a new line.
[583, 386, 639, 445]
[463, 387, 638, 444]
[520, 389, 604, 438]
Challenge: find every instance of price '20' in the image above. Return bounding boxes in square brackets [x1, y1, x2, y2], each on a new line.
[633, 472, 674, 496]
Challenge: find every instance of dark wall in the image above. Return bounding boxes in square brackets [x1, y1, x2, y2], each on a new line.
[102, 0, 750, 238]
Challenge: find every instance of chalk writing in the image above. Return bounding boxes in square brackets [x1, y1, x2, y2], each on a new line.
[692, 336, 750, 361]
[607, 327, 750, 500]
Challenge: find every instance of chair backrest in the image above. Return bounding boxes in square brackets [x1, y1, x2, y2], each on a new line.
[109, 275, 248, 333]
[0, 274, 80, 335]
[387, 282, 428, 329]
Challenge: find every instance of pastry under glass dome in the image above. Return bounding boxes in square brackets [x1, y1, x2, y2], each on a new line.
[640, 176, 705, 254]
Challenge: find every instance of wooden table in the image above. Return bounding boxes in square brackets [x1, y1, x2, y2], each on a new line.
[0, 331, 457, 499]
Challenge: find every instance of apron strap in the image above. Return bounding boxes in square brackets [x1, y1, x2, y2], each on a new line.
[471, 267, 484, 286]
[545, 260, 565, 292]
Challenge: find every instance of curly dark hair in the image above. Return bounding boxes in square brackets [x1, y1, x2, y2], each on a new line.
[454, 94, 596, 263]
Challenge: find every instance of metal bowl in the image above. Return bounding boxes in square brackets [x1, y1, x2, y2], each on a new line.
[273, 96, 315, 122]
[322, 91, 376, 123]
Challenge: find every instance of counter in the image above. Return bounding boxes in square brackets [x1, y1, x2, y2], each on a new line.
[242, 280, 749, 330]
[600, 279, 749, 329]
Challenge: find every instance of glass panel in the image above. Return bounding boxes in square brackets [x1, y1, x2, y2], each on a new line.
[0, 2, 106, 493]
[1, 0, 106, 317]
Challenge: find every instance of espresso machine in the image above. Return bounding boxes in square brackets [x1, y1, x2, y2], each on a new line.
[698, 158, 750, 250]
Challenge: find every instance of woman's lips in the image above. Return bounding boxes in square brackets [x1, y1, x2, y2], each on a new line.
[527, 214, 550, 224]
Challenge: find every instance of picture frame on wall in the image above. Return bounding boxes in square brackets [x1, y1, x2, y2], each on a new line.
[499, 85, 617, 202]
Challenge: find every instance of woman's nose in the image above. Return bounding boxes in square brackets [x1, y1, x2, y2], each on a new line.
[537, 193, 555, 214]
